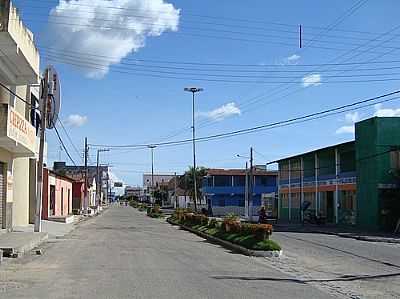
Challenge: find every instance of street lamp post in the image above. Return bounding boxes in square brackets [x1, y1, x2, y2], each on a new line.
[184, 87, 203, 212]
[236, 148, 253, 221]
[148, 145, 156, 204]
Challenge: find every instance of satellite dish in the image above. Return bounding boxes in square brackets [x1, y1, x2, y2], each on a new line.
[43, 65, 61, 129]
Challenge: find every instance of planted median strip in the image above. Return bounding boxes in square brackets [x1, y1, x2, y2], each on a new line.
[168, 210, 282, 256]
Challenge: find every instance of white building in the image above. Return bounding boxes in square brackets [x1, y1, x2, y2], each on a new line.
[0, 0, 42, 229]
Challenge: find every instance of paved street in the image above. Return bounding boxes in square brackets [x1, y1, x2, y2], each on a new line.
[0, 205, 332, 299]
[271, 231, 400, 298]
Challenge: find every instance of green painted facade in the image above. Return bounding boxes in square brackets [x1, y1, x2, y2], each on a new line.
[277, 116, 400, 231]
[355, 117, 400, 231]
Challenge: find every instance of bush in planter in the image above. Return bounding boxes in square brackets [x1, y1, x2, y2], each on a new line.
[222, 213, 241, 233]
[146, 207, 152, 215]
[208, 218, 219, 228]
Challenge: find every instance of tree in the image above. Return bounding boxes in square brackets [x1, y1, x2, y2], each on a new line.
[152, 186, 168, 206]
[178, 166, 207, 212]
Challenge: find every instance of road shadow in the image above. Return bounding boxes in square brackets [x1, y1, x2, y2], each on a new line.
[211, 272, 400, 283]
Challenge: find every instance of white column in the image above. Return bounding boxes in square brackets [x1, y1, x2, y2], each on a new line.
[288, 160, 291, 221]
[335, 148, 340, 224]
[315, 153, 318, 216]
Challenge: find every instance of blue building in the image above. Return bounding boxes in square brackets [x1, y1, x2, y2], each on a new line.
[202, 168, 278, 219]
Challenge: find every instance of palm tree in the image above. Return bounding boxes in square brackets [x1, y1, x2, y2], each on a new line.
[178, 166, 207, 212]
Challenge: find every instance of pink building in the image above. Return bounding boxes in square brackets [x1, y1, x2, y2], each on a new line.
[42, 168, 73, 220]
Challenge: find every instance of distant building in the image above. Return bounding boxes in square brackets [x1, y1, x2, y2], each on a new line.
[53, 162, 108, 206]
[125, 186, 143, 198]
[272, 116, 400, 232]
[202, 168, 278, 218]
[143, 174, 175, 189]
[42, 168, 73, 221]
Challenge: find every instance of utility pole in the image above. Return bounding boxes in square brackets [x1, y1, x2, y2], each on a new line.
[96, 149, 109, 208]
[148, 145, 156, 204]
[249, 147, 254, 222]
[174, 172, 177, 208]
[84, 137, 88, 212]
[184, 87, 203, 212]
[34, 69, 50, 232]
[245, 161, 249, 219]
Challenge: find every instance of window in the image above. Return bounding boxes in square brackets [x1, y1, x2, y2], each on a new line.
[291, 193, 300, 208]
[218, 198, 225, 207]
[214, 175, 231, 187]
[290, 159, 301, 179]
[233, 175, 245, 186]
[390, 150, 400, 169]
[281, 193, 289, 208]
[340, 150, 356, 173]
[238, 199, 245, 207]
[280, 162, 289, 180]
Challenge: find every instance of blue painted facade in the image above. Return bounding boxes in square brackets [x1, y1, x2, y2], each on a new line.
[202, 170, 278, 217]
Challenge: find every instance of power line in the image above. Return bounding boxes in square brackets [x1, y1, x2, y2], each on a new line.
[40, 50, 400, 78]
[34, 47, 400, 69]
[41, 54, 400, 84]
[17, 0, 386, 37]
[57, 118, 84, 163]
[88, 89, 400, 149]
[0, 81, 34, 107]
[53, 123, 77, 166]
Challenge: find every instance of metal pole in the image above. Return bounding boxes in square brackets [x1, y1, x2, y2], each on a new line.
[245, 161, 248, 219]
[96, 149, 100, 207]
[84, 137, 88, 211]
[151, 147, 154, 189]
[34, 70, 49, 232]
[174, 172, 177, 208]
[249, 147, 253, 221]
[192, 91, 198, 212]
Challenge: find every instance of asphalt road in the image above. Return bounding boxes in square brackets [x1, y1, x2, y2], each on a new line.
[0, 205, 333, 299]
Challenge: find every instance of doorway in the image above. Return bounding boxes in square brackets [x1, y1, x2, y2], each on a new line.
[326, 191, 334, 223]
[50, 185, 55, 216]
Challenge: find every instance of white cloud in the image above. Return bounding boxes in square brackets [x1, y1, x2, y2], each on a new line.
[344, 111, 360, 123]
[66, 114, 88, 127]
[287, 54, 300, 63]
[302, 73, 322, 87]
[373, 103, 400, 117]
[335, 112, 360, 135]
[197, 102, 241, 121]
[47, 0, 180, 78]
[335, 125, 355, 134]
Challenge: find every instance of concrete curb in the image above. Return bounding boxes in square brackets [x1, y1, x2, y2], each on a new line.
[167, 218, 282, 257]
[1, 233, 48, 258]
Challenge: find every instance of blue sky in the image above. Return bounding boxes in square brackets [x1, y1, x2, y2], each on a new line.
[13, 0, 400, 186]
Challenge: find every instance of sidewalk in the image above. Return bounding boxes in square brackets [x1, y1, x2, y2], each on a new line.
[274, 223, 400, 244]
[0, 232, 48, 258]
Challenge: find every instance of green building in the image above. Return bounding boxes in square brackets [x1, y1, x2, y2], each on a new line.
[272, 117, 400, 232]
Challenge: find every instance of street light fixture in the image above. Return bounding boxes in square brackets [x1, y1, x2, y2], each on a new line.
[184, 87, 203, 212]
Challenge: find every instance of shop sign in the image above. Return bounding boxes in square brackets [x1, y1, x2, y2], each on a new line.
[7, 106, 36, 153]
